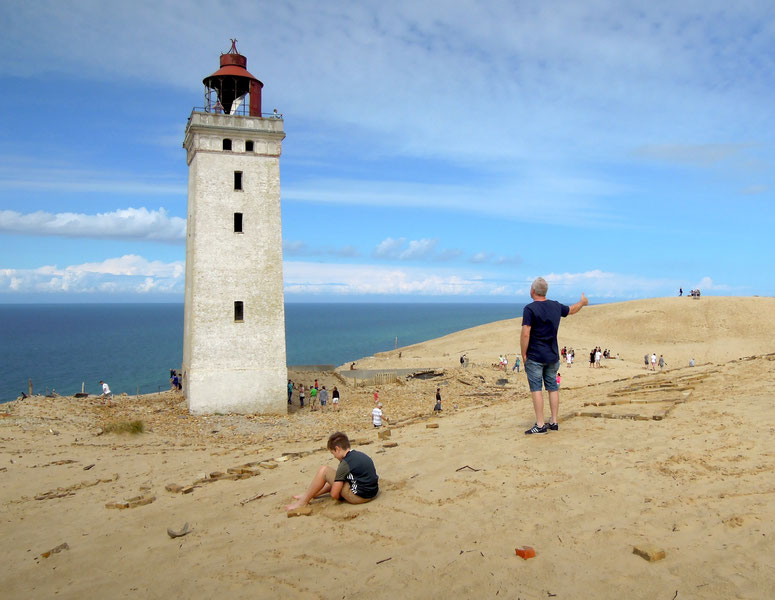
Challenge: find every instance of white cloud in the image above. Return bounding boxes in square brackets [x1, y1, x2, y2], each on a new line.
[694, 276, 730, 291]
[0, 208, 185, 242]
[284, 261, 490, 297]
[282, 262, 692, 299]
[0, 256, 185, 295]
[537, 269, 676, 299]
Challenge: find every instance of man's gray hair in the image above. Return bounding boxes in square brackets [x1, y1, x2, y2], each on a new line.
[531, 277, 548, 297]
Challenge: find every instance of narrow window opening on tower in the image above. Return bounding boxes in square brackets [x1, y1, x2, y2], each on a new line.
[222, 138, 232, 151]
[234, 301, 244, 322]
[234, 212, 243, 233]
[234, 171, 243, 190]
[245, 140, 254, 152]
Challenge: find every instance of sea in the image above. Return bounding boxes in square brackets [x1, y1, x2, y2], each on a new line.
[0, 303, 524, 403]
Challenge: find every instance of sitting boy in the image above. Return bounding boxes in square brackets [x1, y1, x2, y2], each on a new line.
[285, 431, 379, 512]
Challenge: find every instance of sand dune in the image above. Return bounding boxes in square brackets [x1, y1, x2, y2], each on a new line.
[1, 296, 773, 599]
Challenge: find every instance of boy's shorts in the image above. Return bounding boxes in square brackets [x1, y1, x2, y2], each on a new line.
[525, 359, 560, 392]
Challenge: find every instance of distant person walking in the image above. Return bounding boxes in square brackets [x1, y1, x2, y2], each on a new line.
[651, 353, 657, 371]
[288, 380, 294, 405]
[99, 380, 112, 406]
[512, 356, 521, 372]
[319, 386, 329, 411]
[679, 288, 683, 296]
[644, 354, 649, 370]
[332, 386, 340, 410]
[434, 388, 442, 411]
[520, 277, 588, 435]
[658, 355, 666, 370]
[299, 384, 305, 408]
[372, 402, 388, 427]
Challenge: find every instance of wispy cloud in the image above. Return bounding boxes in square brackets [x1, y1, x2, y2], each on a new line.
[284, 177, 623, 227]
[283, 241, 362, 258]
[0, 208, 186, 242]
[374, 237, 439, 260]
[374, 237, 407, 259]
[0, 159, 185, 195]
[469, 252, 492, 264]
[632, 143, 751, 168]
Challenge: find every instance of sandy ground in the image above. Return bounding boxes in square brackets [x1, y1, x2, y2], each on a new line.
[1, 296, 774, 599]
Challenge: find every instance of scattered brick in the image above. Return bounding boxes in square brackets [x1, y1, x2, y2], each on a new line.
[41, 542, 69, 558]
[632, 545, 666, 562]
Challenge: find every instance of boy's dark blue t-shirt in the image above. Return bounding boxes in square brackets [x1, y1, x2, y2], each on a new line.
[522, 300, 570, 363]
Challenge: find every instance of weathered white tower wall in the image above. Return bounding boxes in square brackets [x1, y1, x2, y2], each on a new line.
[182, 112, 287, 414]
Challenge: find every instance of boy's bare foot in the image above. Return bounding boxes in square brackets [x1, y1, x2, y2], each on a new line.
[285, 500, 306, 511]
[292, 494, 304, 500]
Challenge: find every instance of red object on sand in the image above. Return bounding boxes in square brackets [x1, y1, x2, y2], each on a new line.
[515, 546, 536, 559]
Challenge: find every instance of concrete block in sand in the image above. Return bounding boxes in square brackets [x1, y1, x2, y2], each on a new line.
[426, 423, 439, 429]
[383, 442, 398, 448]
[165, 483, 184, 493]
[378, 429, 391, 439]
[632, 545, 666, 562]
[287, 506, 313, 518]
[259, 461, 278, 469]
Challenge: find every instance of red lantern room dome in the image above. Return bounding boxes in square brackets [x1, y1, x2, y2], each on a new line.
[203, 40, 263, 116]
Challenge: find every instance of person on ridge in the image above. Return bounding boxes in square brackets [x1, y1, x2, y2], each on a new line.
[520, 277, 588, 435]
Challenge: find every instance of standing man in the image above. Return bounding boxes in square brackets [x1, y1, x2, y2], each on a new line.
[99, 380, 113, 406]
[520, 277, 588, 435]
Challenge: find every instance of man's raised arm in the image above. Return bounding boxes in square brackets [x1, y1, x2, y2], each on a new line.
[569, 293, 589, 315]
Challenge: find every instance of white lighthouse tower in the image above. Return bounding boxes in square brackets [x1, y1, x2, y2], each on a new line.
[182, 40, 287, 415]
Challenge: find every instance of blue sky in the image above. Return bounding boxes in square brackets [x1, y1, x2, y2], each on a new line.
[1, 1, 773, 303]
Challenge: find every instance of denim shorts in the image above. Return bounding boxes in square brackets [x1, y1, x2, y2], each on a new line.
[525, 359, 560, 393]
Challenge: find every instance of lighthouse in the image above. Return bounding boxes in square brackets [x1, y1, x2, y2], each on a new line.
[182, 40, 287, 415]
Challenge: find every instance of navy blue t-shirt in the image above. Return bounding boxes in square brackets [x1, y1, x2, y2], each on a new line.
[522, 300, 570, 363]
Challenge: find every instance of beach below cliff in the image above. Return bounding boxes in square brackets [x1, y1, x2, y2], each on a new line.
[2, 296, 774, 599]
